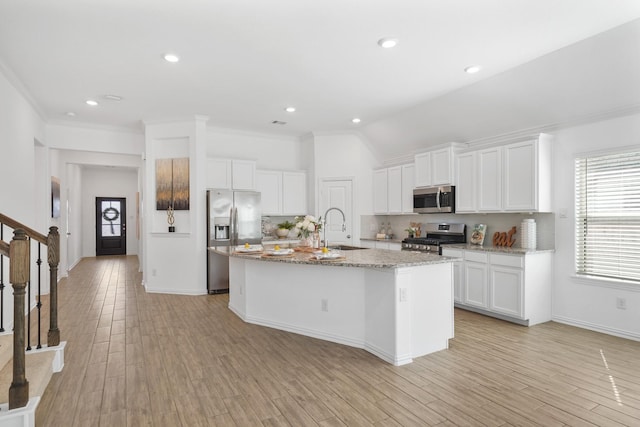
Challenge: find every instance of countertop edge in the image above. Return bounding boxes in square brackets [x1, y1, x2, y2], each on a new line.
[442, 244, 555, 254]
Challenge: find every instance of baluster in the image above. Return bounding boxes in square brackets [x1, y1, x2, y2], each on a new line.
[26, 237, 31, 352]
[9, 229, 29, 409]
[47, 227, 60, 346]
[36, 242, 42, 349]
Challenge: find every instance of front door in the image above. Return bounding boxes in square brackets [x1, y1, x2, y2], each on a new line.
[96, 197, 126, 256]
[318, 178, 353, 246]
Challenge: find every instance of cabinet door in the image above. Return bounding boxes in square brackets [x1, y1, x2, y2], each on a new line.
[387, 242, 402, 251]
[387, 166, 402, 214]
[373, 169, 388, 214]
[442, 249, 464, 304]
[478, 147, 502, 211]
[207, 158, 232, 189]
[489, 265, 524, 318]
[401, 164, 415, 214]
[231, 160, 256, 190]
[256, 170, 282, 215]
[414, 152, 431, 187]
[282, 171, 307, 215]
[503, 140, 536, 211]
[464, 261, 488, 309]
[455, 152, 476, 213]
[359, 240, 377, 249]
[431, 148, 452, 185]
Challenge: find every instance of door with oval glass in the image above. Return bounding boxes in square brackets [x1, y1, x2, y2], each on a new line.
[96, 197, 126, 256]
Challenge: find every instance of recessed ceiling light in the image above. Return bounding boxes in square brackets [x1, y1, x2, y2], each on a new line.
[464, 65, 481, 74]
[86, 100, 99, 106]
[285, 107, 296, 113]
[104, 94, 122, 101]
[164, 53, 180, 63]
[65, 112, 76, 117]
[377, 38, 398, 49]
[352, 118, 361, 124]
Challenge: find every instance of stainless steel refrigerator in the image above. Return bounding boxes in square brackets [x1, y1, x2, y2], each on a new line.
[206, 189, 261, 294]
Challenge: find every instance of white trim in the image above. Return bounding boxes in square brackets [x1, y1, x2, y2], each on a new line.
[143, 287, 208, 296]
[573, 144, 640, 160]
[571, 275, 640, 292]
[552, 316, 640, 342]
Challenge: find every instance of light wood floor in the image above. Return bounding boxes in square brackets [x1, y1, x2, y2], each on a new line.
[33, 255, 640, 426]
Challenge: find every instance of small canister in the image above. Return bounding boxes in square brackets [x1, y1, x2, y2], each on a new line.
[520, 218, 536, 249]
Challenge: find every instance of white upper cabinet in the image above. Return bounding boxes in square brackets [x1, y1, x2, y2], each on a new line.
[282, 171, 307, 215]
[503, 136, 552, 212]
[387, 166, 402, 214]
[455, 152, 476, 213]
[257, 170, 307, 216]
[414, 146, 456, 187]
[256, 170, 282, 215]
[455, 134, 552, 213]
[373, 164, 415, 215]
[373, 169, 389, 214]
[207, 158, 256, 190]
[414, 152, 432, 187]
[401, 164, 415, 214]
[478, 147, 502, 212]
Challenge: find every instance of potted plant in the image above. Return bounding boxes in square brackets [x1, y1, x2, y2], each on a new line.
[276, 220, 295, 238]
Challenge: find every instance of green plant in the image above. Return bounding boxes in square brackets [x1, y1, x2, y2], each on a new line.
[277, 220, 296, 230]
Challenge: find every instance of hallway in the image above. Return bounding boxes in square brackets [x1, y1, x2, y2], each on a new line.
[34, 256, 640, 426]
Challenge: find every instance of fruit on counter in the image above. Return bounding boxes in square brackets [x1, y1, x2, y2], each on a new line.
[322, 247, 329, 254]
[244, 242, 250, 249]
[274, 244, 281, 251]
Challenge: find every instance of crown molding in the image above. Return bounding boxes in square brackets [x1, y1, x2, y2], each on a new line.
[47, 119, 144, 134]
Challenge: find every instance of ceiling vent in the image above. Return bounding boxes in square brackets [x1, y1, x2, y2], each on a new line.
[271, 120, 287, 125]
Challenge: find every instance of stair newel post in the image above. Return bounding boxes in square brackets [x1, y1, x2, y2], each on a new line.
[9, 229, 29, 409]
[47, 226, 60, 347]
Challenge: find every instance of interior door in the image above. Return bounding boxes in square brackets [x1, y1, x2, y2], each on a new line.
[96, 197, 126, 256]
[319, 178, 353, 246]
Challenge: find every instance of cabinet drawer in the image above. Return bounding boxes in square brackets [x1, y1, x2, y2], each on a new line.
[490, 253, 523, 268]
[465, 251, 488, 263]
[442, 249, 464, 258]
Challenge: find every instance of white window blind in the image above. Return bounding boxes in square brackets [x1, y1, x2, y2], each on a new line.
[575, 150, 640, 282]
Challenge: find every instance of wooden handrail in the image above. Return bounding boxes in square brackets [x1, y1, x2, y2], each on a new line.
[0, 213, 47, 245]
[0, 240, 8, 257]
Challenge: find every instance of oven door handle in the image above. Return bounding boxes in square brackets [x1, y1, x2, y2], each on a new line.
[436, 187, 441, 210]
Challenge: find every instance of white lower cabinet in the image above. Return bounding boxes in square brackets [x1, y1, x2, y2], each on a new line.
[441, 248, 551, 326]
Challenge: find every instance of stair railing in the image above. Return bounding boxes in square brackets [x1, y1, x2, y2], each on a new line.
[0, 213, 60, 409]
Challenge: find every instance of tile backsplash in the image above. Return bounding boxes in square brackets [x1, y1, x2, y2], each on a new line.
[361, 212, 555, 249]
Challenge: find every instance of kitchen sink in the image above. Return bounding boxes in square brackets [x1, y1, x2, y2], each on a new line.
[327, 245, 369, 251]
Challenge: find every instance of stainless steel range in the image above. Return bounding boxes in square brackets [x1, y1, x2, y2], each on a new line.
[402, 223, 466, 254]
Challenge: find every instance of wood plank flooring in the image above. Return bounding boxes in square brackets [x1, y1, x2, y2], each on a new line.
[33, 255, 640, 426]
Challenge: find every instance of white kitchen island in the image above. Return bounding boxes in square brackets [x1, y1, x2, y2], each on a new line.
[213, 247, 457, 366]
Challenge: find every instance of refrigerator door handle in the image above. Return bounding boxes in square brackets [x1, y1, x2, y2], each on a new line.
[233, 207, 239, 245]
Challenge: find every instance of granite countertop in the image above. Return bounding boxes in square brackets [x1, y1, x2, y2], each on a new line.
[443, 244, 555, 254]
[210, 246, 459, 269]
[360, 237, 404, 244]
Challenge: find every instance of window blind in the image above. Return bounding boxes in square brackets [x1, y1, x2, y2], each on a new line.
[575, 150, 640, 282]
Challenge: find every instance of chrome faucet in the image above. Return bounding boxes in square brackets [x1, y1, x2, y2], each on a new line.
[322, 207, 347, 248]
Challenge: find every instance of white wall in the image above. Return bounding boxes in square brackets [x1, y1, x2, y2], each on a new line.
[0, 67, 46, 329]
[551, 113, 640, 340]
[81, 166, 139, 257]
[207, 126, 304, 170]
[312, 132, 380, 242]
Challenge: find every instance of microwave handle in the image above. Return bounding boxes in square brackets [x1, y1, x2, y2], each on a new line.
[436, 187, 441, 210]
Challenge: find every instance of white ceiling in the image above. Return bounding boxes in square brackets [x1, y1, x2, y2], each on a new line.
[1, 0, 640, 157]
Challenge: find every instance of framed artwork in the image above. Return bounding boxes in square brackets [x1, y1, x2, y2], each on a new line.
[51, 176, 61, 218]
[156, 158, 190, 210]
[470, 224, 486, 245]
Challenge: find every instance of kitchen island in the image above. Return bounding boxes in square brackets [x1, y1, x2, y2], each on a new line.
[211, 247, 458, 365]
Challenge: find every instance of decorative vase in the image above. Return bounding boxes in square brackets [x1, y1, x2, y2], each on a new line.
[313, 231, 320, 249]
[300, 235, 313, 247]
[275, 228, 290, 238]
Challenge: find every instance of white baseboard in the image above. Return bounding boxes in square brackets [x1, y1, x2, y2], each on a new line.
[0, 397, 39, 427]
[552, 315, 640, 341]
[143, 287, 207, 296]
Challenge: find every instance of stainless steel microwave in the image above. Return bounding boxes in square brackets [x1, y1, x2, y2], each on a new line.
[413, 185, 455, 213]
